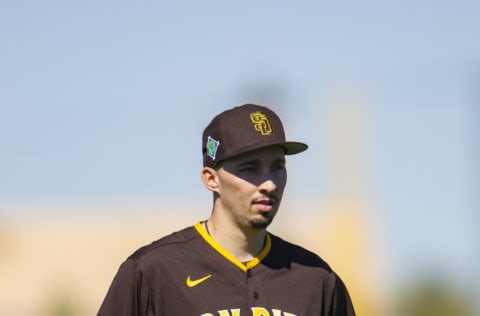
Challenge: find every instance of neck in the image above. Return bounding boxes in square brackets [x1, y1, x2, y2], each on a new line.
[205, 216, 266, 263]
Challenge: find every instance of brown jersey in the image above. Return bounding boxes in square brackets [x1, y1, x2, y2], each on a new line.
[98, 222, 356, 316]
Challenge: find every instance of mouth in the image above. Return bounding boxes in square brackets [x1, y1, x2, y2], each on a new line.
[252, 197, 277, 212]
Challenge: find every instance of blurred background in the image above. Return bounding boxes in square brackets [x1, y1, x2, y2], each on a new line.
[1, 1, 479, 315]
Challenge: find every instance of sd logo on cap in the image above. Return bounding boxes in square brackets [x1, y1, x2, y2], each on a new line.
[202, 104, 308, 168]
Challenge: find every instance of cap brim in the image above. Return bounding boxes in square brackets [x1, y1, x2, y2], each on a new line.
[214, 141, 308, 166]
[281, 141, 308, 155]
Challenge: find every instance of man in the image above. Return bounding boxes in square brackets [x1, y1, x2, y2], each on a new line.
[98, 104, 356, 316]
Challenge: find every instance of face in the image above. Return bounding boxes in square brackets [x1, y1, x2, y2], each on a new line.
[214, 146, 287, 230]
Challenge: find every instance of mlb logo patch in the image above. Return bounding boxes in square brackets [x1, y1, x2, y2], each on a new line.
[206, 136, 220, 160]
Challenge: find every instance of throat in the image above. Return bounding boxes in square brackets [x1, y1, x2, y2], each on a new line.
[203, 219, 267, 262]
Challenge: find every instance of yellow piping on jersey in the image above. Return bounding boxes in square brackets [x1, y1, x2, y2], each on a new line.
[194, 221, 271, 272]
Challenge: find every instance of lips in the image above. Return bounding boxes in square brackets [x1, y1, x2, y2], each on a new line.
[253, 197, 277, 212]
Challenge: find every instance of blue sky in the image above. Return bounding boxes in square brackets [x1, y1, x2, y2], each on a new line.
[1, 1, 479, 290]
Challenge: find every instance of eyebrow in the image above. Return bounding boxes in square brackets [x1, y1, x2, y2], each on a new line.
[236, 159, 260, 168]
[236, 157, 286, 168]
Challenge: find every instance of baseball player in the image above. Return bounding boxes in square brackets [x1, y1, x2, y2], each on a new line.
[97, 104, 356, 316]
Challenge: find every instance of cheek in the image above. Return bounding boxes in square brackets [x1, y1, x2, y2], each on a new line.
[276, 172, 287, 190]
[220, 176, 254, 200]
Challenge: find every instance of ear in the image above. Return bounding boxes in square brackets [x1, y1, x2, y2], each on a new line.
[201, 167, 220, 193]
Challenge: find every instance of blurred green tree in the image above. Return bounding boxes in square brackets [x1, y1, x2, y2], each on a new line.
[395, 277, 475, 316]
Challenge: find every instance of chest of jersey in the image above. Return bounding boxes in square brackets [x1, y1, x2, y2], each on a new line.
[144, 251, 326, 316]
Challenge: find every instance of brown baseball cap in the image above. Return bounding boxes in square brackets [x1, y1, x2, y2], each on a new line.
[202, 104, 308, 168]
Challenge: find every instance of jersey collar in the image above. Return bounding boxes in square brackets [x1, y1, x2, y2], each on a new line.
[194, 221, 271, 272]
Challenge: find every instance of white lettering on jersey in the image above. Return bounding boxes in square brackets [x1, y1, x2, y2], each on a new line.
[199, 308, 296, 316]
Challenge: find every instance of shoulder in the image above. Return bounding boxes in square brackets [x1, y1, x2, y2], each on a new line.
[266, 233, 354, 302]
[266, 232, 334, 273]
[127, 225, 200, 263]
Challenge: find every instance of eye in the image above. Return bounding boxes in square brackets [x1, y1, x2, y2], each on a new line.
[238, 165, 259, 173]
[273, 161, 286, 171]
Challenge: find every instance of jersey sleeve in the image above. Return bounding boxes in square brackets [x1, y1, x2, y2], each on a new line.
[97, 259, 153, 316]
[330, 273, 356, 316]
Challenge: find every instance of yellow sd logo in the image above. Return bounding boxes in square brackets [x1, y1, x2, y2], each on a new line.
[249, 111, 273, 135]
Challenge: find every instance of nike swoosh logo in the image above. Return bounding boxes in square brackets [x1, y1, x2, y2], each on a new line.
[186, 274, 212, 287]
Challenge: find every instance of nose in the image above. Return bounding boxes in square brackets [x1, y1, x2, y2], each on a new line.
[259, 179, 277, 193]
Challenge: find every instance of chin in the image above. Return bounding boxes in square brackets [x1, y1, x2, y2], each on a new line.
[250, 217, 273, 229]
